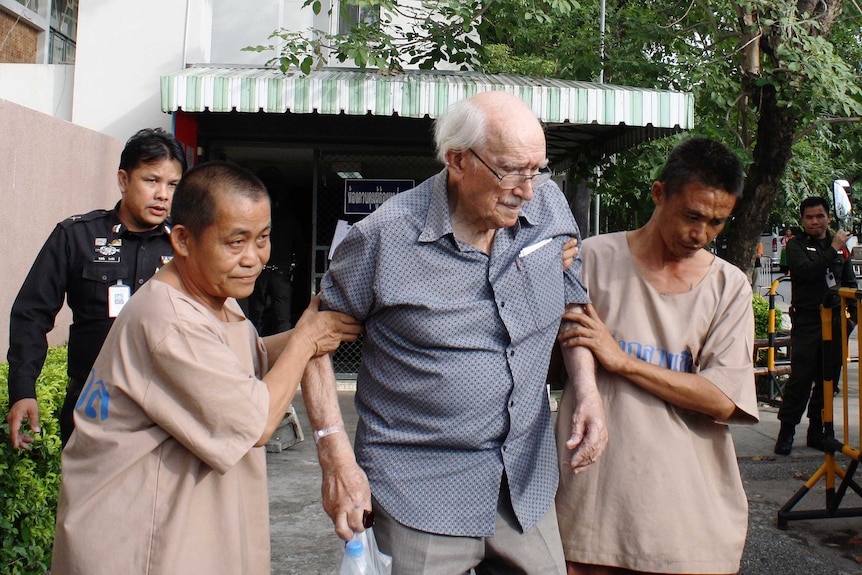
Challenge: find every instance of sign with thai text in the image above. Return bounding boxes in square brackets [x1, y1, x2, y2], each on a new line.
[344, 179, 414, 214]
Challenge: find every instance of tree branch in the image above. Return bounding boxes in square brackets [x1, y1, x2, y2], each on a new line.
[794, 116, 862, 143]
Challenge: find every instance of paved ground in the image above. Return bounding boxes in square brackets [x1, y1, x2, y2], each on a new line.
[268, 392, 359, 575]
[268, 389, 862, 574]
[268, 282, 862, 574]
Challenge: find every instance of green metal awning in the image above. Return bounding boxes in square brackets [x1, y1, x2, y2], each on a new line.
[161, 66, 694, 161]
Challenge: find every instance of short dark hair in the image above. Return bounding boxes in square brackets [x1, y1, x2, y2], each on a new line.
[799, 196, 830, 218]
[119, 128, 188, 174]
[171, 161, 269, 238]
[659, 137, 744, 199]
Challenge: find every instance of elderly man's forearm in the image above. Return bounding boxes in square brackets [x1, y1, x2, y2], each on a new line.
[559, 304, 598, 391]
[302, 355, 353, 460]
[563, 346, 597, 392]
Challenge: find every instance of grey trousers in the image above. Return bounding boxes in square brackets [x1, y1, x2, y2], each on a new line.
[372, 479, 566, 575]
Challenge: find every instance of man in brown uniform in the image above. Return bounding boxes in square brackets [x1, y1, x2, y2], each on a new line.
[51, 161, 361, 575]
[555, 138, 758, 575]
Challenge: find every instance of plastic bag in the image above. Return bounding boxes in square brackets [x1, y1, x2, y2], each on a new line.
[337, 527, 392, 575]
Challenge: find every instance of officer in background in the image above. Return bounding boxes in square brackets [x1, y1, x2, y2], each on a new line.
[6, 128, 187, 449]
[774, 196, 857, 455]
[247, 166, 305, 335]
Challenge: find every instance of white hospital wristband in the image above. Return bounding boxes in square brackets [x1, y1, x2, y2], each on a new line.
[312, 425, 346, 444]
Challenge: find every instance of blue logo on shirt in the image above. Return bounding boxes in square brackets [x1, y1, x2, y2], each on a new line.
[75, 369, 110, 421]
[619, 339, 694, 373]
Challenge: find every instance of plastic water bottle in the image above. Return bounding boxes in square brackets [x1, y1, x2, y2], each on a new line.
[338, 538, 371, 575]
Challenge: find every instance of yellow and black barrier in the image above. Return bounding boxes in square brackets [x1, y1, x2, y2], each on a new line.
[777, 286, 862, 529]
[755, 277, 792, 404]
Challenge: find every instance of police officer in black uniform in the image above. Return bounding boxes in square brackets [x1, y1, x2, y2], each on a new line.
[774, 196, 857, 455]
[6, 128, 187, 449]
[247, 166, 304, 336]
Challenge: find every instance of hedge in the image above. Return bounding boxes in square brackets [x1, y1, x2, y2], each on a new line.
[753, 292, 784, 340]
[1, 347, 65, 575]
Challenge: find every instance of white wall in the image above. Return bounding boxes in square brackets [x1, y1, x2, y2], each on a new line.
[71, 0, 317, 138]
[72, 0, 188, 139]
[210, 0, 314, 65]
[71, 0, 469, 143]
[0, 64, 74, 119]
[72, 0, 352, 139]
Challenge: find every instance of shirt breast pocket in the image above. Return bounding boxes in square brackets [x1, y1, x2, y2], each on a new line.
[519, 240, 565, 331]
[81, 263, 130, 286]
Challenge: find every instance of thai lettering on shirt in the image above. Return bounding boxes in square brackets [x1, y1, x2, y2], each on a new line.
[618, 339, 694, 373]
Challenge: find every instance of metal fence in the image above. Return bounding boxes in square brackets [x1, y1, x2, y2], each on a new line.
[755, 256, 772, 295]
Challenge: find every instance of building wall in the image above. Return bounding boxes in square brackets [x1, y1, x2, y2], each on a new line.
[71, 0, 320, 139]
[0, 9, 37, 62]
[210, 0, 314, 65]
[5, 0, 474, 135]
[71, 0, 461, 140]
[0, 1, 72, 117]
[1, 99, 123, 359]
[72, 0, 188, 139]
[0, 63, 73, 118]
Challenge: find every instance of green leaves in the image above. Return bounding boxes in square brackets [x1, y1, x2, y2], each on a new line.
[239, 0, 594, 75]
[241, 0, 862, 248]
[503, 0, 859, 243]
[480, 44, 556, 77]
[753, 292, 784, 339]
[1, 347, 65, 575]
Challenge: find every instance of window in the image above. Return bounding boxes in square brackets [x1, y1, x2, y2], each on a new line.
[337, 1, 378, 35]
[49, 0, 76, 63]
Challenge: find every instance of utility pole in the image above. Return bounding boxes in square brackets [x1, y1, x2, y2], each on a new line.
[593, 0, 607, 236]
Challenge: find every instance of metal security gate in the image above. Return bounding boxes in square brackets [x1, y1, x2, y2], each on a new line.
[313, 151, 440, 376]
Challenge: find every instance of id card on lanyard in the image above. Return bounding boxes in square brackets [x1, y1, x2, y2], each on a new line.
[108, 280, 131, 317]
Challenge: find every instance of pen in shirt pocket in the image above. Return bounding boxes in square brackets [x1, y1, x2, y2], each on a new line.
[516, 238, 553, 269]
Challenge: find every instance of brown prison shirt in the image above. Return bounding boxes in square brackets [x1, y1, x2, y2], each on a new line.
[51, 279, 271, 575]
[555, 232, 758, 574]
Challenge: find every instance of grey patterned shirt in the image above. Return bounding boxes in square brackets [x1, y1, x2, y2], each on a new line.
[322, 169, 589, 537]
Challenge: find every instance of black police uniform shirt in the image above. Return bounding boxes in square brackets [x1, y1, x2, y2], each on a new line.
[788, 232, 857, 315]
[7, 203, 173, 405]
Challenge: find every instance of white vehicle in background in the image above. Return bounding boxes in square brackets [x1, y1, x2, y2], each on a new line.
[834, 179, 862, 286]
[834, 179, 857, 251]
[759, 229, 780, 270]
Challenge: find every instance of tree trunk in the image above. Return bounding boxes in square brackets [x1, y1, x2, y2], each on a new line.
[725, 80, 799, 280]
[724, 0, 844, 279]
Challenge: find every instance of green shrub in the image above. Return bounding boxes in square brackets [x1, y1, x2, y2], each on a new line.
[1, 347, 66, 575]
[753, 292, 785, 340]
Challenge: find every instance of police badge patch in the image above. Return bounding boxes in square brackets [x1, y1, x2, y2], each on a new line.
[94, 240, 121, 263]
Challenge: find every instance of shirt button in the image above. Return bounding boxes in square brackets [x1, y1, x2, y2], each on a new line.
[101, 275, 107, 281]
[509, 349, 515, 357]
[509, 400, 515, 408]
[500, 301, 506, 308]
[138, 279, 144, 284]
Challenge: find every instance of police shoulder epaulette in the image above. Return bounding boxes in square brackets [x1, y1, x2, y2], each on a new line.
[61, 209, 113, 227]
